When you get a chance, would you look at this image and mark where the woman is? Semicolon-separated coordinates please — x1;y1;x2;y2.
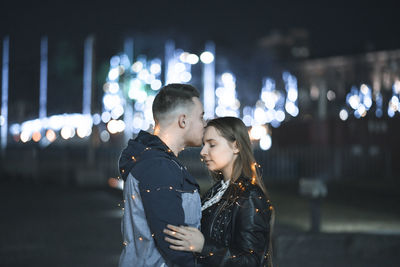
163;117;274;267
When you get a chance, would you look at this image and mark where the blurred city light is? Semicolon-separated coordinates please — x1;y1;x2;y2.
174;62;186;73
10;113;95;143
310;85;319;100
107;119;125;134
215;72;239;117
108;68;120;81
179;52;189;63
120;54;131;68
275;110;286;122
105;52;161;135
138;69;150;81
100;130;110;142
32;131;41;142
254;107;266;125
180;71;192;83
203;42;216;120
243;114;253;127
77;125;92;138
9;124;20;135
108;177;124;190
131;61;143;73
348;95;360;110
327;90;336;101
283;72;299;117
103;94;121;110
101;112;111;123
394;80;400;94
150;59;162;74
1;36;9;151
187;54;199;65
386;81;400;117
39;37;48;120
250;125;266;140
110;55;120;67
92;114;101;125
389;96;399;111
150;79;162;90
259;134;272;151
111;105;124;120
45;129;56;142
346;84;375;118
60;126;75;140
20;131;30;143
109;82;120;94
339;109;349;121
3;39;346;150
200;51;214;64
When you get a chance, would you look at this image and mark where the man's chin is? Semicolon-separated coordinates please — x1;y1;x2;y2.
186;140;203;147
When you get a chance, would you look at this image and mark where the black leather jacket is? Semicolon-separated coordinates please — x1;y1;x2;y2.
198;177;273;267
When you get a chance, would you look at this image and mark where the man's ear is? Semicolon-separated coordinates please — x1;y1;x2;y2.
233;141;240;154
178;114;186;129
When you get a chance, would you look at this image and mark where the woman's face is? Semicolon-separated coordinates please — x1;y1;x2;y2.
200;126;238;179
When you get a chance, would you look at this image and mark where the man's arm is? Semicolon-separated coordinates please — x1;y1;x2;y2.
135;158;196;267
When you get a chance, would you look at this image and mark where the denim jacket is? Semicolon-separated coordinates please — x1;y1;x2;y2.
118;131;201;267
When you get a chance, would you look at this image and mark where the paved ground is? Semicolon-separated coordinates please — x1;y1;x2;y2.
268;179;400;267
0;180;123;267
1;177;399;267
269;179;400;234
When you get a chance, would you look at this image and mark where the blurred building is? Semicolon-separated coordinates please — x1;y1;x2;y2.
265;48;400;180
257;28;310;61
2;33;400;184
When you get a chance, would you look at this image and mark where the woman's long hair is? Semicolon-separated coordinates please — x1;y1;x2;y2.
206;117;268;196
205;117;274;266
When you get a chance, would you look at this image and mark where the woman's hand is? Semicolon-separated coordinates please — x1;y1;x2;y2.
163;224;205;253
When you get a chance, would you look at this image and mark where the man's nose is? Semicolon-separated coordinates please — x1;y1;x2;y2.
200;147;206;157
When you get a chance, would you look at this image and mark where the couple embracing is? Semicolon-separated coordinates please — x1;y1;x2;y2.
118;83;274;267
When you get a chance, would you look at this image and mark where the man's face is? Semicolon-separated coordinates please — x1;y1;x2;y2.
184;97;206;147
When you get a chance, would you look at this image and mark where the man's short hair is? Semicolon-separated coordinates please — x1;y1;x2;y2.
152;83;200;124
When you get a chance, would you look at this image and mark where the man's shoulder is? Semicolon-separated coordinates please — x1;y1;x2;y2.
130;152;184;183
135;151;182;171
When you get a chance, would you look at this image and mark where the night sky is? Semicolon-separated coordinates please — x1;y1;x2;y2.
1;1;400;57
1;1;400;118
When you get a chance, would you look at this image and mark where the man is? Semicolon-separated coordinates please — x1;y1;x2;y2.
119;83;206;267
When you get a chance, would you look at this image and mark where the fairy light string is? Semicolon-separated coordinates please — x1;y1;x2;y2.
120;145;199;247
119;145;274;258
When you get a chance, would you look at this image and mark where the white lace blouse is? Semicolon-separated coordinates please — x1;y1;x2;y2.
201;179;230;211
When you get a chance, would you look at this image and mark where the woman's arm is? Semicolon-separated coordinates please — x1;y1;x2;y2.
164;189;273;266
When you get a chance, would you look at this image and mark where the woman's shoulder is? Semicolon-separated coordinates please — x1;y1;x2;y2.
232;176;263;191
228;177;273;218
231;177;269;200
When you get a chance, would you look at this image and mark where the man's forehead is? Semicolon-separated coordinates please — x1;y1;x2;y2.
192;97;204;111
192;96;202;105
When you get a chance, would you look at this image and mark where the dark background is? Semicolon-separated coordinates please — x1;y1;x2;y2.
2;1;400;56
1;1;400;266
